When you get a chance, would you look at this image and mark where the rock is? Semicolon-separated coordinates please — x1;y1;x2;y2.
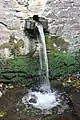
29;98;37;103
73;103;80;118
9;85;14;89
0;91;2;97
0;84;3;88
29;94;37;103
68;89;80;118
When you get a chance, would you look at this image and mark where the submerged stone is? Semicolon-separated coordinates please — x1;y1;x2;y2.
29;98;37;103
0;91;2;97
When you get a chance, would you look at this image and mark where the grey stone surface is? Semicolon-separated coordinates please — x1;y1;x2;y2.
0;0;80;57
0;0;47;58
43;0;80;52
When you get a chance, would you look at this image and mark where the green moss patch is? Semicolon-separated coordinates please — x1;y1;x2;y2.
0;52;79;83
48;53;80;77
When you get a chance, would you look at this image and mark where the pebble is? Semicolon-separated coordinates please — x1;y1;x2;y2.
0;91;2;97
0;84;3;88
9;86;14;89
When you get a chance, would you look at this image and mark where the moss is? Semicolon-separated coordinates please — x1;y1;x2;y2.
46;35;69;54
0;52;79;83
0;55;40;83
0;35;24;57
5;55;40;75
0;34;79;82
48;52;80;77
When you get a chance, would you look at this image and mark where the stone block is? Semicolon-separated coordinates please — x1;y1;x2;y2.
24;16;48;38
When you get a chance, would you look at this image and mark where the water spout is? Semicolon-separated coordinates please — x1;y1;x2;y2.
33;15;39;21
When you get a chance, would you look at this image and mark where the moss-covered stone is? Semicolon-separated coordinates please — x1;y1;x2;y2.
46;35;69;54
0;34;24;57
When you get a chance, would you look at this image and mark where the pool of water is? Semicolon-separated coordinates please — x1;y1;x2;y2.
0;83;78;120
22;89;69;112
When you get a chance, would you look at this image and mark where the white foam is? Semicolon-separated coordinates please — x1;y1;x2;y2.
22;91;59;110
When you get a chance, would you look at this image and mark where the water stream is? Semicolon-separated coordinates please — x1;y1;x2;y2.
22;22;60;110
36;23;51;92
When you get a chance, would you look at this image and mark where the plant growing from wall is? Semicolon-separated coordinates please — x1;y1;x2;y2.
0;34;24;57
46;35;69;54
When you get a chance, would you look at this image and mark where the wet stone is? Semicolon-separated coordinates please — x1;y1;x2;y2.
29;98;37;103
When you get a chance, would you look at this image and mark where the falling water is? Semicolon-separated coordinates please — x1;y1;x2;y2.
22;22;61;110
22;21;69;111
36;23;51;92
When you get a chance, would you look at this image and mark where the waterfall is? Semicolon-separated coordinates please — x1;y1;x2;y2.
22;19;68;111
22;22;61;111
36;23;51;92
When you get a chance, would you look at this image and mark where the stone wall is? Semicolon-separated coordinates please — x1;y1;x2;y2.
0;0;47;58
0;0;80;58
43;0;80;52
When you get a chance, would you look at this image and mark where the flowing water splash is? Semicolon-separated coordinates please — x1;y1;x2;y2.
22;90;59;110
